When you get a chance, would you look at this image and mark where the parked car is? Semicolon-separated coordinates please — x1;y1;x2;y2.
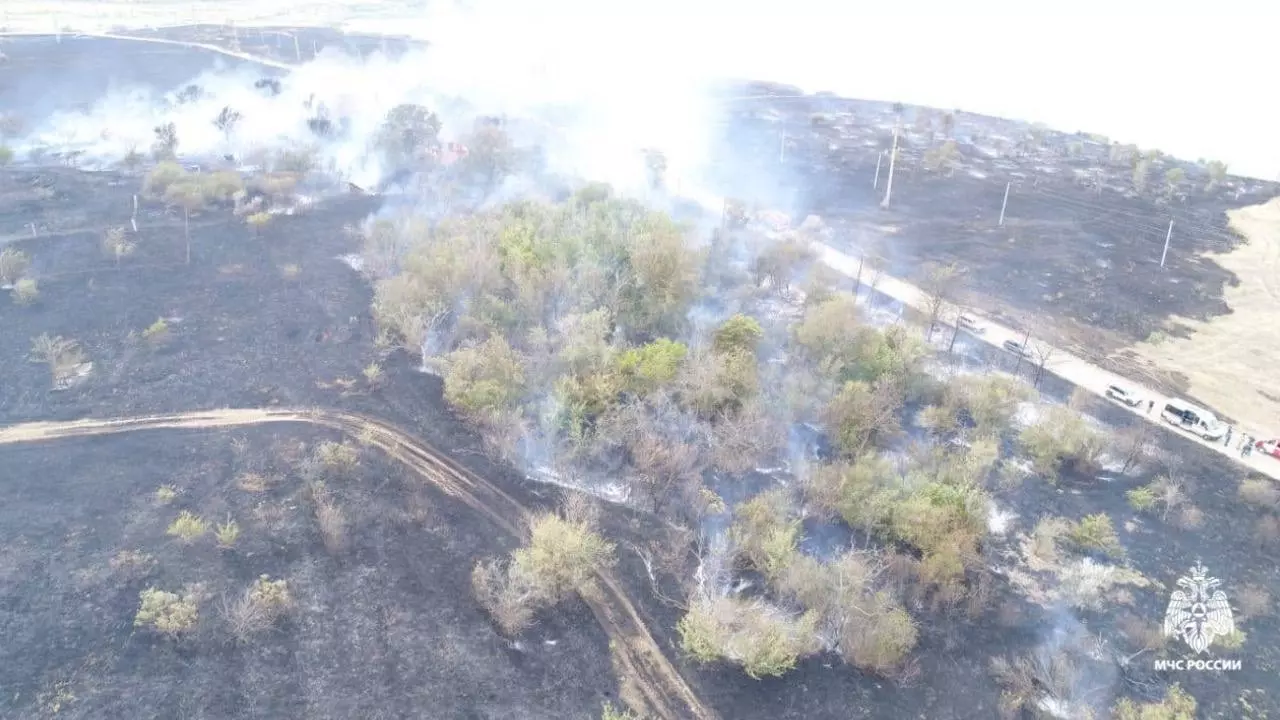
1255;439;1280;459
1105;384;1143;407
1002;339;1032;357
957;315;984;334
1160;399;1228;441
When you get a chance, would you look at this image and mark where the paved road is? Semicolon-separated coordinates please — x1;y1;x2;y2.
815;242;1280;482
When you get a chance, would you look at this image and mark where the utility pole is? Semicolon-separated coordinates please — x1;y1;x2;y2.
779;129;786;164
1160;220;1174;268
880;127;899;208
293;34;301;61
1013;327;1034;371
873;151;883;190
998;181;1010;226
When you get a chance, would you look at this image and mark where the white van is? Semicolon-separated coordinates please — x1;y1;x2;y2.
1160;399;1227;441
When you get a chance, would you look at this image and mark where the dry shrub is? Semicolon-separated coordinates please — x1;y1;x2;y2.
512;512;616;601
1173;504;1203;530
677;597;819;679
1030;516;1071;565
471;558;539;635
166;511;208;544
1237;584;1271;621
990;646;1095;720
314;498;349;555
708;399;782;475
1116;612;1166;651
1239;476;1280;510
1018;406;1104;478
1112;683;1196;720
1256;515;1280;548
1066;513;1123;557
312;441;359;478
0;247;30;284
222;575;295;642
109;550;156;581
730;489;800;581
236;472;275;493
472;506;616;635
839;598;918;676
135;588;199;636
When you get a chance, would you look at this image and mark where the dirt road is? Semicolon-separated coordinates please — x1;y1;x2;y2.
0;407;716;720
815;242;1280;481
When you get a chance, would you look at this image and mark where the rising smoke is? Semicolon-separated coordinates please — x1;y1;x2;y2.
12;1;741;206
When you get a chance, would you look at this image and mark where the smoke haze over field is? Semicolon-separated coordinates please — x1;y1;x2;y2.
8;0;1274;180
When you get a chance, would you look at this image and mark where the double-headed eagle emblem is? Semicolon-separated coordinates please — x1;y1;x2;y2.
1162;562;1234;654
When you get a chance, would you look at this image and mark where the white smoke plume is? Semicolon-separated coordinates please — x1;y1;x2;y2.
12;1;733;201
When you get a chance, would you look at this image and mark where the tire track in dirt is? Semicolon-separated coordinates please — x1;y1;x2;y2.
0;407;715;720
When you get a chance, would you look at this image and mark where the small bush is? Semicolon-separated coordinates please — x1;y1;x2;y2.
314;498;348;555
471;558;539;635
1018;406;1104;478
248;575;293;614
600;702;638;720
615;338;686;394
142;317;170;344
0;247;29;284
11;277;38;305
1112;683;1196;720
28;333;87;386
839;597;919;675
473;505;616;635
677;597;819;679
1239;477;1280;510
1067;514;1123;557
730;489;800;581
0;144;12;165
1237;584;1270;621
143;161;187;197
1215;628;1246;650
362;362;384;386
1126;485;1157;512
135;588;199;636
444;337;526;422
215;517;241;548
313;441;359;477
512;512;616;601
223;575;294;641
1029;516;1072;564
154;485;178;505
166;511;208;543
109;550;156;579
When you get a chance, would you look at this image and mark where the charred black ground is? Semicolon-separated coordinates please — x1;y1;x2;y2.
1;28;1278;720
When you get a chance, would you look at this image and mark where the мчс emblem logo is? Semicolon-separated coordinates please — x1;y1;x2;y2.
1162;562;1235;654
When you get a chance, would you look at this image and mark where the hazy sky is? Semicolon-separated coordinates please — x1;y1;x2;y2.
396;1;1275;179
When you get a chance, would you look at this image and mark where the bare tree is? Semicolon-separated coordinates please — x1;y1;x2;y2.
920;262;962;341
1112;423;1152;474
1029;342;1057;388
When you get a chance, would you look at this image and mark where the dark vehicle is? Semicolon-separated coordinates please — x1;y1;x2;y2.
1002;339;1032;357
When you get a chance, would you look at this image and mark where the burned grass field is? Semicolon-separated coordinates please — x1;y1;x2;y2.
3;28;1280;720
716;86;1280;398
0;426;619;719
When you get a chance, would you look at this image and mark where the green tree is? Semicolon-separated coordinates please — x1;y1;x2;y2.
713;314;764;355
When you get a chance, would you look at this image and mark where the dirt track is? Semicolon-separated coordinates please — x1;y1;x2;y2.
0;407;715;720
